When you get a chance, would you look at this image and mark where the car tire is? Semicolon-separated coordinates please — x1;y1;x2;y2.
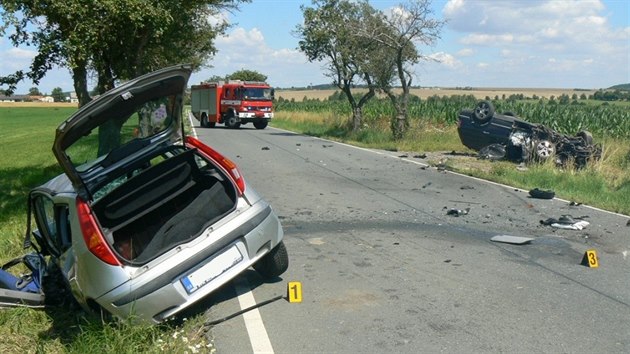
577;130;593;145
473;101;495;124
253;241;289;279
534;140;555;160
254;121;268;129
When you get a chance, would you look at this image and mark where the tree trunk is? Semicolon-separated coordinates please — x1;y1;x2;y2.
71;63;91;108
352;107;363;132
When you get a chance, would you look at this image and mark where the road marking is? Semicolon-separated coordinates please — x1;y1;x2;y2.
190;113;273;353
234;276;275;354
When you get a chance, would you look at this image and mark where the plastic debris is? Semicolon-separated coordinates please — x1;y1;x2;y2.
529;188;555;199
491;235;534;244
540;215;590;230
447;208;470;217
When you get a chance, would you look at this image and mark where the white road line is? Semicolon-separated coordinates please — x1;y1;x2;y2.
190;112;274;353
234;276;275;354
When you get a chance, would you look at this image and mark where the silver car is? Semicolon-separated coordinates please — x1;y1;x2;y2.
26;64;288;323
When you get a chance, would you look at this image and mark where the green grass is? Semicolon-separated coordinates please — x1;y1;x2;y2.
0;107;213;353
273;111;630;215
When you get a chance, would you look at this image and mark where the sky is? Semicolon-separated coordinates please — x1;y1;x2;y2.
1;0;629;94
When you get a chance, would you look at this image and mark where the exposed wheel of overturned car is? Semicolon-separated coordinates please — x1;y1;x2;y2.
534;139;556;160
473;100;495;124
253;241;289;279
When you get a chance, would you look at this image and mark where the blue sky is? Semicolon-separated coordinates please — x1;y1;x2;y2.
1;0;629;94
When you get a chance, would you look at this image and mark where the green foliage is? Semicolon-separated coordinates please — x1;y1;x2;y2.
276;94;630;139
227;69;267;82
28;87;41;96
51;87;65;102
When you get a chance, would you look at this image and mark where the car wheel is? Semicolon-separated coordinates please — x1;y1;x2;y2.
473;101;495;124
253;241;289;279
200;113;208;128
577;130;593;145
225;113;240;129
254;121;268;129
534;140;555;160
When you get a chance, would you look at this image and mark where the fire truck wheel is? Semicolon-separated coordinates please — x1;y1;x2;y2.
225;114;240;129
200;113;208;128
254;121;268;129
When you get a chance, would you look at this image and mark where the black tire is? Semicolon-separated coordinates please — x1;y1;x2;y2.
224;113;240;129
200;113;208;128
577;130;593;145
473;100;495;124
253;241;289;279
254;121;268;129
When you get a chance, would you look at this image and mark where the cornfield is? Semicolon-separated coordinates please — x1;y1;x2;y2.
275;94;630;139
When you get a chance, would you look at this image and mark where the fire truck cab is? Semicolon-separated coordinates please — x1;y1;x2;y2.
191;80;274;129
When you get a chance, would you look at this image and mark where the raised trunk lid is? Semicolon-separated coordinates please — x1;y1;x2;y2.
53;65;192;200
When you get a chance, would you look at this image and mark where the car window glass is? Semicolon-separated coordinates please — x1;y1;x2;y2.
57;206;72;252
33;196;60;255
64;94;178;173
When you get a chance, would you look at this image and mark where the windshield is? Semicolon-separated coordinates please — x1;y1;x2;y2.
241;87;273;101
65;94;179;173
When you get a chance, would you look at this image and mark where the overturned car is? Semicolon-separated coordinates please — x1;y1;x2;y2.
457;101;601;167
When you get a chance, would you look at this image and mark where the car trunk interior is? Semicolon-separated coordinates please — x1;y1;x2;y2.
91;147;237;264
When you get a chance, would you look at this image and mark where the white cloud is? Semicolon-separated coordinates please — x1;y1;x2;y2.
428;52;463;69
457;48;474;56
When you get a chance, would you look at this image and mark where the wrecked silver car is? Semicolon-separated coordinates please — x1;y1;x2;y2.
25;64;288;323
457;101;601;167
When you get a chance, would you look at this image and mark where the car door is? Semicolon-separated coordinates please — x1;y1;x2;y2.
30;191;72;258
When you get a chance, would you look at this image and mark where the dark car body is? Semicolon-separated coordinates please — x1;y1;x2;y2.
457;101;600;166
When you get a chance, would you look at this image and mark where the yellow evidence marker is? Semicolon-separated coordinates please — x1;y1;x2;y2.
581;249;599;268
287;281;302;303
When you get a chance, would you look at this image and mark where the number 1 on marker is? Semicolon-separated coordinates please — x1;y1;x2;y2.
288;281;302;303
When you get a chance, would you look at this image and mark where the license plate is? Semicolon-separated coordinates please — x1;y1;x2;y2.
181;245;243;294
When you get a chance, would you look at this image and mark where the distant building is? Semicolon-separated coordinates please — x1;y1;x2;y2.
0;95;29;102
41;96;54;103
67;92;79;103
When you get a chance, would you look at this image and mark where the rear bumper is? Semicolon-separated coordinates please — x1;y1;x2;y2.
96;202;283;323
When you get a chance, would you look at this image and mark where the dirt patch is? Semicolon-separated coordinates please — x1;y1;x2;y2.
400;150;495;174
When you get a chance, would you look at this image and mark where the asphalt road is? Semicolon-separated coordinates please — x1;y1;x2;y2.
192;123;630;353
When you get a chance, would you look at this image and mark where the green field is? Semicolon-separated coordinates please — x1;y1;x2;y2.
0;107;212;353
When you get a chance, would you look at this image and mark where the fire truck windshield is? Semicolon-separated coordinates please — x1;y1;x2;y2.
241;87;273;101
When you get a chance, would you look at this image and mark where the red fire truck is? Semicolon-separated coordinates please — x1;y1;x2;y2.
190;80;274;129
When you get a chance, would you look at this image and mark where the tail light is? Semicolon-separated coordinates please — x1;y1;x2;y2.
186;136;246;195
76;198;121;266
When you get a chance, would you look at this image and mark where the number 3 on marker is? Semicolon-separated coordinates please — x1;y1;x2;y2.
586;250;599;268
288;281;302;303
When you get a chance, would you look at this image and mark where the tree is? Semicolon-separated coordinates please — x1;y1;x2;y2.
1;0;246;156
227;69;267;82
297;0;382;132
28;87;41;96
51;87;65;102
1;0;244;104
357;0;445;139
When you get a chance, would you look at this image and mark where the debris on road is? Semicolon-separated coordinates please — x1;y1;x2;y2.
490;235;534;245
262;146;270;150
446;207;470;217
529;188;555;199
540;215;590;230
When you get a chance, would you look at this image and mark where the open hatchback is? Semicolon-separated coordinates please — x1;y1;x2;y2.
27;64;288;323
